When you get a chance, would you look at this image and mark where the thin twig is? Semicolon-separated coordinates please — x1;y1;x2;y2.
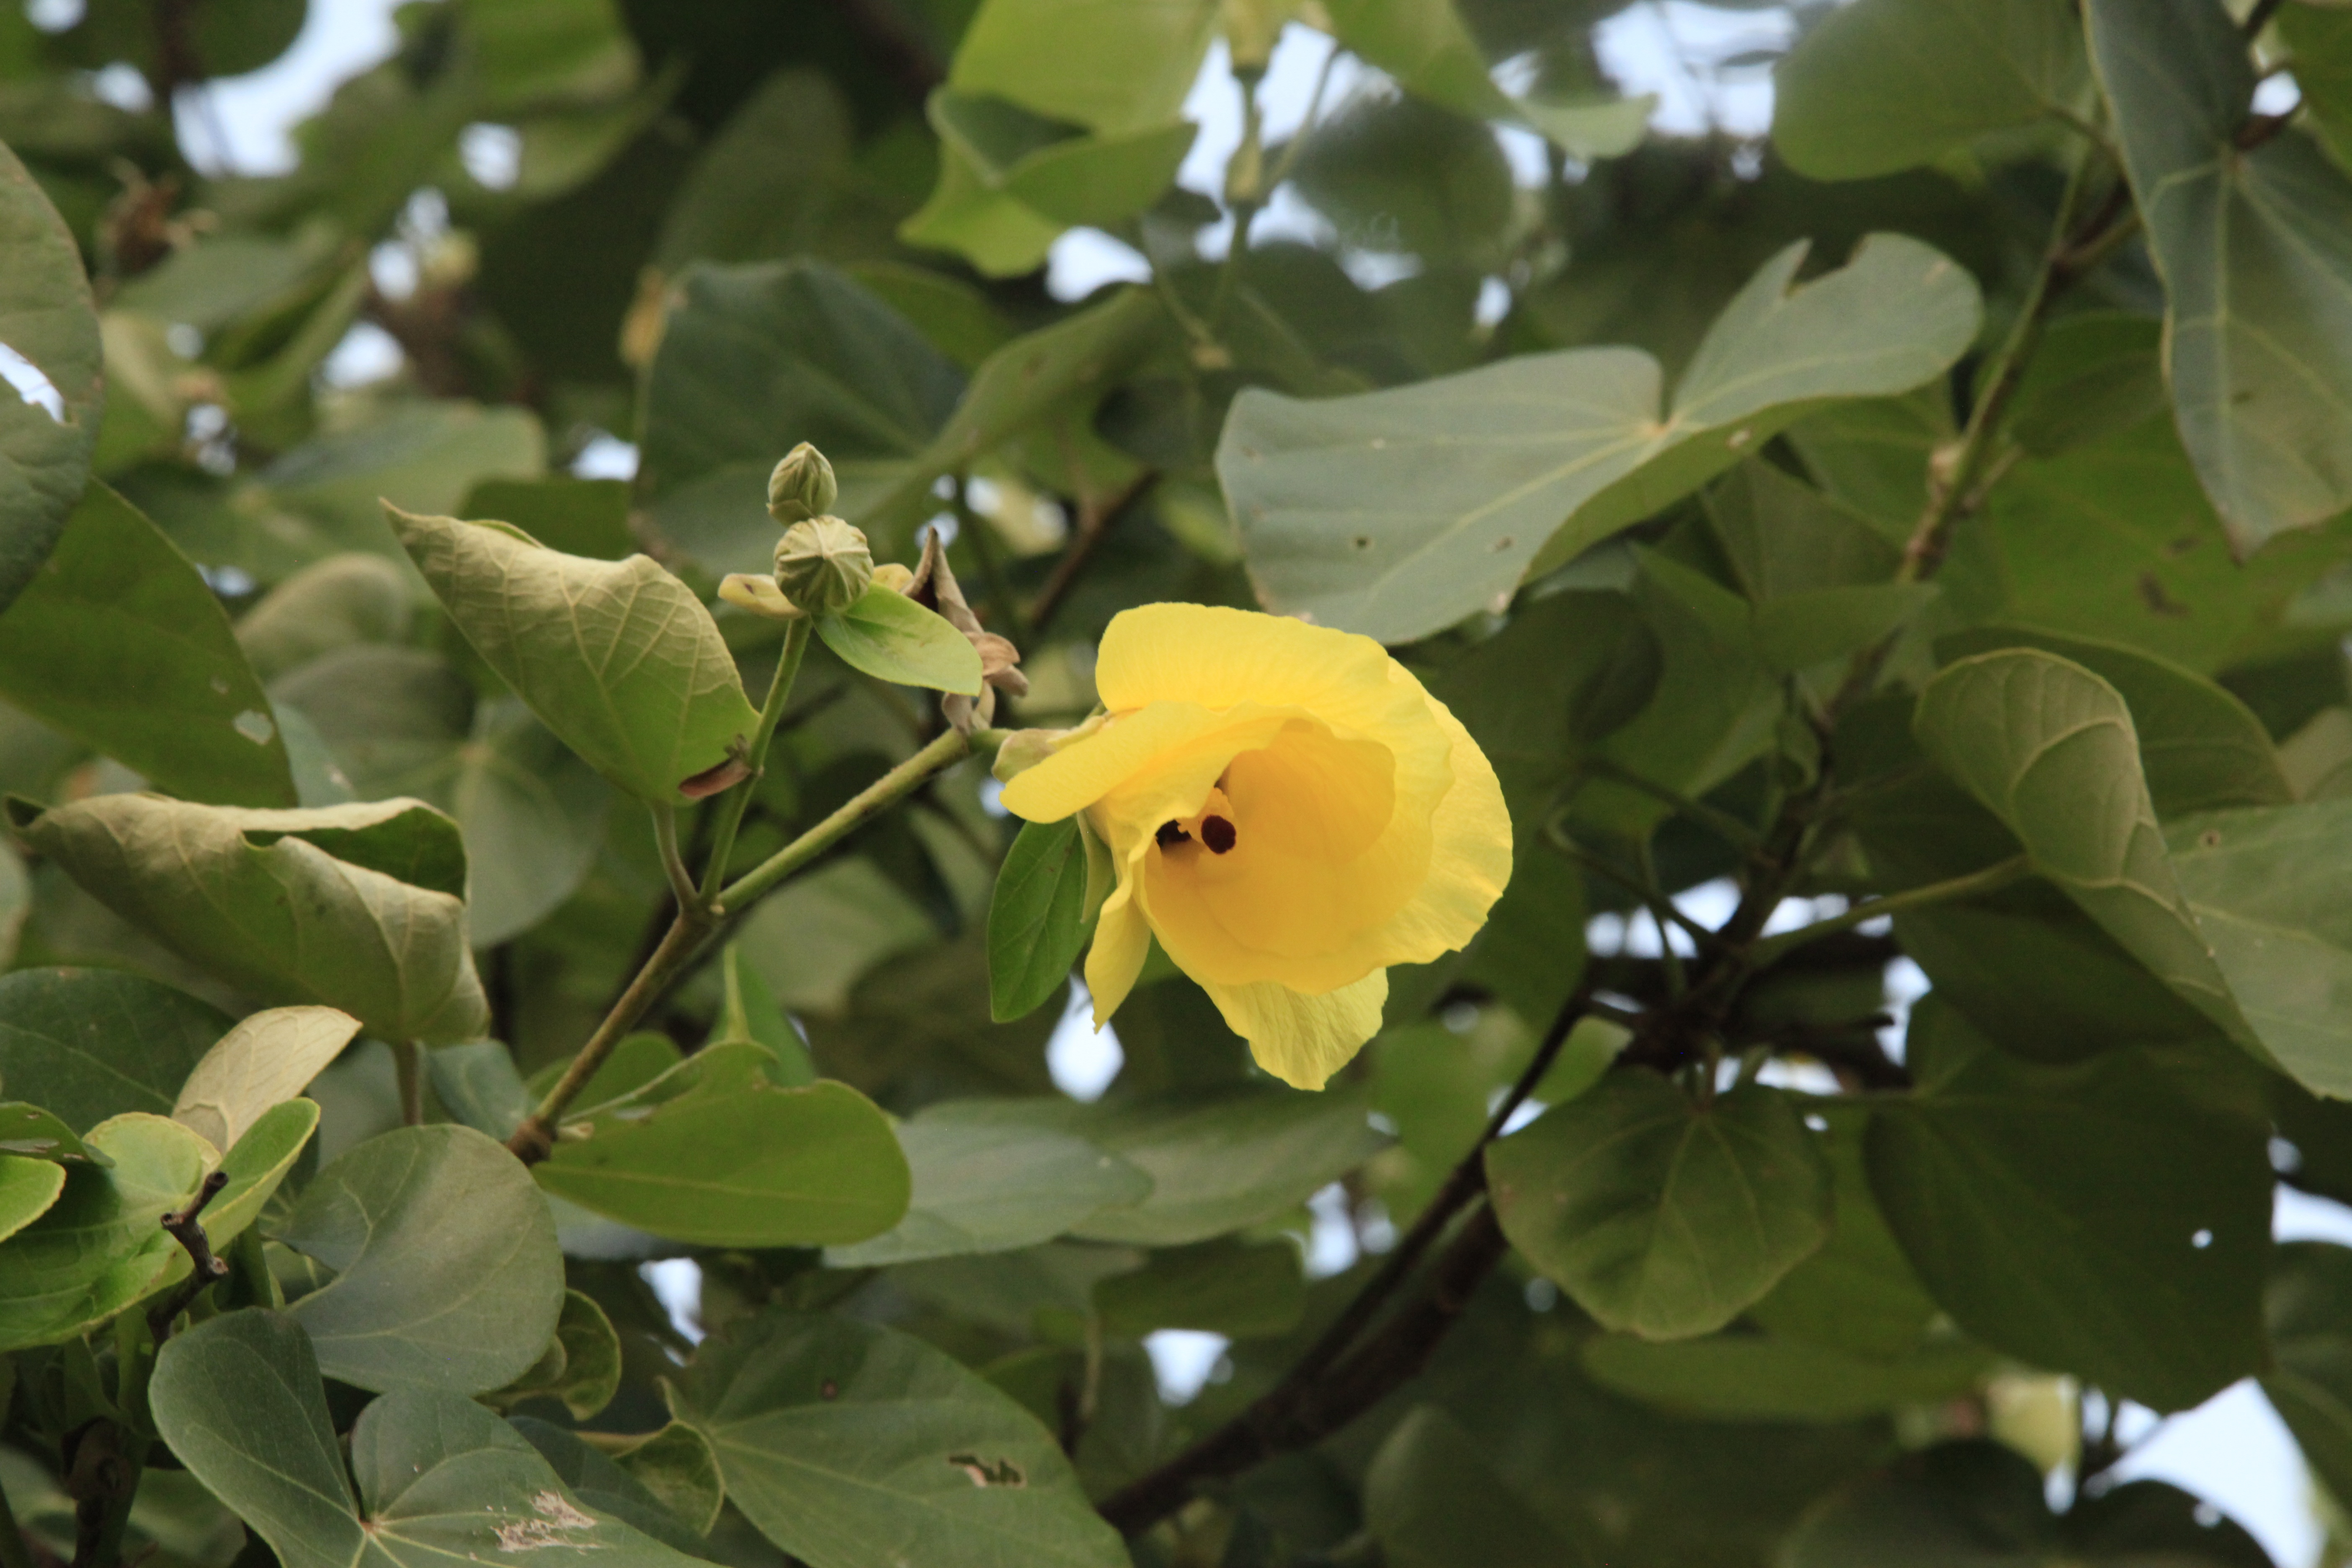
1747;854;2032;967
147;1171;230;1345
393;1041;423;1128
1027;473;1153;636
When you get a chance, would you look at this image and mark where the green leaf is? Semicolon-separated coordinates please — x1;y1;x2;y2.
203;1097;319;1242
2259;1241;2352;1508
1911;648;2261;1060
1221;235;1981;642
736;854;939;1017
823;1108;1151;1267
0;483;295;806
1865;998;2271;1413
2002;312;2170;458
387;506;760;805
639;261;963;573
609;1424;725;1539
1772;0;2085;180
671;1308;1129;1568
0;1112;219;1350
488;1289;623;1422
272;650;616;946
1580;1333;1991;1424
458;476;635;560
934;1083;1387;1246
0;136;102;616
534;1044;910;1247
1488;1075;1831;1340
0;1154;63;1245
1935;629;2293;817
816;581;984;695
1093;1238;1304;1338
150;1310;714;1568
508;1419;711;1553
2284;2;2352;171
14;793;490;1044
1747;1106;1945;1359
171;1006;359;1154
1363;1405;1585;1568
0;1104;95;1163
262;402;544;567
1289;93;1516;273
273;1122;566;1393
0;967;230;1132
2089;0;2352;548
1783;1439;2273;1567
945;0;1215;134
710;941;816;1084
234;552;414;682
986;816;1095;1022
2165;797;2352;1098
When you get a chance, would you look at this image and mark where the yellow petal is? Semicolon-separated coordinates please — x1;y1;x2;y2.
1097;603;1406;736
1001;701;1292;825
1083;841;1153;1026
1354;686;1513;964
1200;970;1390;1090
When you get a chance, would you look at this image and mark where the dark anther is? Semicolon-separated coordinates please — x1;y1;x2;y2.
1201;815;1237;854
1156;820;1190;848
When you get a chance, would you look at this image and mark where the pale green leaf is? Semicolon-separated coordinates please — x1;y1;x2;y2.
672;1308;1129;1568
0;483;295;806
1773;0;2085;180
274;1122;565;1393
816;581;983;694
0;1156;63;1246
1487;1075;1831;1340
1220;235;1980;642
823;1109;1151;1267
171;1006;357;1153
0;136;102;615
387;505;760;805
2089;0;2352;548
946;0;1216;134
14;793;490;1044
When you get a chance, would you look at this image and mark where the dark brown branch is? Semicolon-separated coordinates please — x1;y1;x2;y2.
1095;988;1592;1533
146;1171;230;1345
1026;474;1153;637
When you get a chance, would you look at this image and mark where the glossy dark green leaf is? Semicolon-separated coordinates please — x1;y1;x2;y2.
1220;235;1980;642
388;506;760;806
1773;0;2084;180
0;137;102;616
987;815;1094;1022
274;1122;565;1393
815;581;983;695
1488;1075;1832;1339
1866;998;2271;1413
0;967;230;1132
824;1107;1150;1267
0;481;296;807
672;1308;1128;1568
2090;0;2352;548
151;1310;713;1568
15;793;490;1044
535;1044;910;1247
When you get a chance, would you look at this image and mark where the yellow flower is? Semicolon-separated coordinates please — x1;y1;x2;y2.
1000;603;1511;1089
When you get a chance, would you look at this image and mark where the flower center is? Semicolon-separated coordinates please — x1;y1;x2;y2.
1156;813;1238;854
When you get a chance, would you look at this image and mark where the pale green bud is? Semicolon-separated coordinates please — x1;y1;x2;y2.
774;517;872;616
766;442;838;526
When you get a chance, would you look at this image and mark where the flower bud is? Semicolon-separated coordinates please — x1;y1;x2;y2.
773;516;872;616
766;442;838;526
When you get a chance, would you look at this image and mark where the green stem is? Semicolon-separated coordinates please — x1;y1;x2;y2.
698;616;812;903
652;804;699;916
393;1039;423;1127
506;726;973;1163
1748;854;2031;967
721;729;971;910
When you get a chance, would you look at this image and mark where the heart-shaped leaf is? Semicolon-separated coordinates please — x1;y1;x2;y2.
151;1310;713;1568
1487;1075;1832;1340
273;1123;565;1393
671;1308;1128;1568
1220;234;1980;642
13;794;488;1044
387;505;761;805
534;1044;910;1247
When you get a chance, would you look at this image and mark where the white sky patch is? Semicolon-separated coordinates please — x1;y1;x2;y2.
1145;1328;1230;1404
1047;980;1122;1101
0;344;65;422
572;433;640;480
640;1257;705;1344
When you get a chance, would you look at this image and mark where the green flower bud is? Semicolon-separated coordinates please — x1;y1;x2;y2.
774;517;872;616
766;442;838;526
